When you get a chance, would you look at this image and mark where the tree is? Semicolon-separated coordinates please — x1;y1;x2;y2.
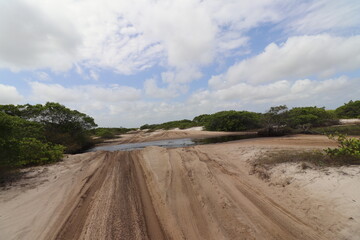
0;112;64;169
204;111;261;131
335;100;360;118
259;105;290;136
0;102;97;153
287;106;336;131
193;114;211;126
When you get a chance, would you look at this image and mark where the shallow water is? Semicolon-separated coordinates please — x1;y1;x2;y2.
88;134;258;152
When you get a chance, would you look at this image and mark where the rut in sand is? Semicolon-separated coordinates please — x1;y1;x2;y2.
43;148;330;240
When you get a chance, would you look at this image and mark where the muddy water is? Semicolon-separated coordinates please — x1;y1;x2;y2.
88;134;259;152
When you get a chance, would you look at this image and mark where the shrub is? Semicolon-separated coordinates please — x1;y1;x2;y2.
335;100;360;118
14;138;65;167
325;134;360;159
0;102;97;153
204;111;262;131
287;106;338;130
0;112;65;168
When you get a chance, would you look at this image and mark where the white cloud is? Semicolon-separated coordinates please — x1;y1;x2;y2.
0;1;80;72
286;0;360;34
144;79;178;99
187;76;360;115
212;76;351;103
210;34;360;88
0;84;24;104
118;0;217;68
29;82;141;103
0;0;290;78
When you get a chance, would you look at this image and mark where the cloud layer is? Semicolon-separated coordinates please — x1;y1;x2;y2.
209;34;360;88
1;0;360;127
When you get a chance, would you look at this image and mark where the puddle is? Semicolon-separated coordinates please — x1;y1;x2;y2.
87;134;258;152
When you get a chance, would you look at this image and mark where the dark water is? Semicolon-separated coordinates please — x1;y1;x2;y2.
88;134;258;152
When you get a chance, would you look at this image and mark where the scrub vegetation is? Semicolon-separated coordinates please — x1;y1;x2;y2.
141;101;360;135
0;102;97;173
91;127;136;139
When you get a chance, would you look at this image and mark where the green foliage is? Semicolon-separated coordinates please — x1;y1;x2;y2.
204;111;261;131
9;138;64;167
0;112;64;168
325;134;360;160
92;127;135;139
287;106;338;130
0;102;97;153
94;128;116;139
335;100;360;118
259;105;291;136
140;119;198;130
192;114;212;126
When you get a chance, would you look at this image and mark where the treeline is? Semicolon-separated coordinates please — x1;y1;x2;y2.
140;100;360;133
91;127;137;139
140;119;198;131
0;102;97;169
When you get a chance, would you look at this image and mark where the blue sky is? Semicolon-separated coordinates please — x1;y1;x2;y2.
0;0;360;127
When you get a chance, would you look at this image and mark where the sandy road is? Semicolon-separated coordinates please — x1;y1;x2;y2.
46;151;166;240
0;134;356;239
39;149;323;240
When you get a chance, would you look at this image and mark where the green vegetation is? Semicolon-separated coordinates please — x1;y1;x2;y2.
335;100;360;118
140;101;360;134
140;119;198;130
202;111;262;131
257;105;338;136
140;111;262;132
0;102;97;154
92;127;136;139
325;134;360;161
258;105;291;136
0;111;65;169
287;106;338;130
0;102;99;174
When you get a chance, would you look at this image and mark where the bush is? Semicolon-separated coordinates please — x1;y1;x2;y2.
259;105;290;136
0;102;97;153
335;100;360;118
287;106;338;131
204;111;261;131
0;112;65;168
140;120;198;131
94;128;116;139
12;138;64;167
325;134;360;160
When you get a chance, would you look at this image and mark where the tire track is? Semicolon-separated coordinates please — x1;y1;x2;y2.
47;151;166;240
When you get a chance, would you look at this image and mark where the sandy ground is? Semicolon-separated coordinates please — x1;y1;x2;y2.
0;131;359;240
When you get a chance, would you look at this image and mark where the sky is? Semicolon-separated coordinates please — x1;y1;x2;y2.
0;0;360;127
